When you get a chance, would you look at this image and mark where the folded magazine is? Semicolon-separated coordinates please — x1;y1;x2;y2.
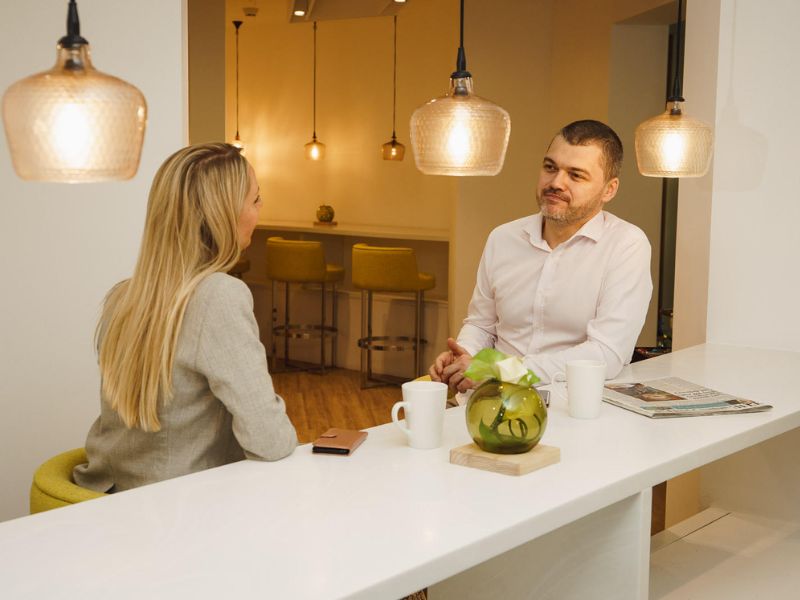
603;377;772;418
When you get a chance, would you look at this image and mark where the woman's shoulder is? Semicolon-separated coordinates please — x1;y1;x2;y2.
193;272;251;305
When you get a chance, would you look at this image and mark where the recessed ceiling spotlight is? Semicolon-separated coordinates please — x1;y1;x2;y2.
243;6;258;17
293;10;306;16
394;0;407;4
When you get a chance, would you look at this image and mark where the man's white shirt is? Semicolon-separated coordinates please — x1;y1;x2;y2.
457;211;653;384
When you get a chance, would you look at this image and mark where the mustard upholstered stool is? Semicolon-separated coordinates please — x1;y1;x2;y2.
30;448;107;514
267;237;345;372
352;243;435;388
228;256;251;279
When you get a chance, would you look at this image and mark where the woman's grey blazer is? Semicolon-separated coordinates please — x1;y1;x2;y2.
74;273;298;492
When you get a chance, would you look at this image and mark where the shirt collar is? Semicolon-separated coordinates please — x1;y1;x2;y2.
524;211;606;250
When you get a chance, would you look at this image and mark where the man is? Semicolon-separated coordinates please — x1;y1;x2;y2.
431;120;652;392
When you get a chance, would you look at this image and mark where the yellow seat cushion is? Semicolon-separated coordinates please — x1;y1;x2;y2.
30;448;107;514
267;237;343;283
352;243;435;292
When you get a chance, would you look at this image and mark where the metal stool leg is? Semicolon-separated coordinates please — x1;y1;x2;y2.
331;284;338;368
367;290;374;382
284;281;290;368
415;290;423;377
319;282;326;373
271;280;277;371
360;290;368;388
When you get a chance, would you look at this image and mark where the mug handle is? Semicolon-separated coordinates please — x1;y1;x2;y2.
551;371;568;404
391;402;411;436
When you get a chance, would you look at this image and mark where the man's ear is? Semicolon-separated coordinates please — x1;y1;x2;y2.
602;177;620;204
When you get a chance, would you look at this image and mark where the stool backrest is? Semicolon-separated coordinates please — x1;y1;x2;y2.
352;243;421;292
266;237;327;282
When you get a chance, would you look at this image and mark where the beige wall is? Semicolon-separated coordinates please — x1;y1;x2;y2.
224;0;457;237
0;0;187;522
189;0;226;143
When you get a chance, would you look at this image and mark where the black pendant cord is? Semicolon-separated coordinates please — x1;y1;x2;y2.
391;16;398;140
233;20;242;139
668;0;685;104
312;21;318;140
59;0;88;47
451;0;471;78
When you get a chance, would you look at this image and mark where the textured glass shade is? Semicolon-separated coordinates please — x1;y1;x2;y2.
410;77;510;176
304;136;325;160
2;45;147;183
381;137;405;161
635;102;713;178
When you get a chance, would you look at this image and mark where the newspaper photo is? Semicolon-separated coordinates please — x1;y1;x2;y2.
603;377;772;418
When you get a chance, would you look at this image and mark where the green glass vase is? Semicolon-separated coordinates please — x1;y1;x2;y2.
466;380;547;454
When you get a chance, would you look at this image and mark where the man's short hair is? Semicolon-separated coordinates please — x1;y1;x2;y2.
558;120;623;181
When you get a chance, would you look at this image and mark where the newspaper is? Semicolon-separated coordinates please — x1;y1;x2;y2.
603;377;772;418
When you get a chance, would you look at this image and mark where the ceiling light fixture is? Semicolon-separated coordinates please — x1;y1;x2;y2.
292;1;308;19
635;0;713;178
231;20;244;151
381;16;405;161
304;21;325;160
2;0;147;183
409;0;510;176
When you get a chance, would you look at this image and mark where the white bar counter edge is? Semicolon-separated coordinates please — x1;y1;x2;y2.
0;343;798;599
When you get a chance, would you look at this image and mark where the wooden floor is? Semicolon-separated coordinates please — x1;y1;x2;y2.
272;367;402;444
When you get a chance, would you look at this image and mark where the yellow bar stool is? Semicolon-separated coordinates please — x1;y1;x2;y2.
267;237;344;373
352;243;436;388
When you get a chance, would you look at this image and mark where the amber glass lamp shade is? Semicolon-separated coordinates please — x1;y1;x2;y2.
304;136;326;161
635;105;713;178
381;137;405;161
410;77;510;176
2;44;147;183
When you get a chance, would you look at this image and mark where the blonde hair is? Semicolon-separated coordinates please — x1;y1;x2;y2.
98;143;250;431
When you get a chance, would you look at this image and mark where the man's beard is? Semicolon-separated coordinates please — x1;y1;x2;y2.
537;188;603;225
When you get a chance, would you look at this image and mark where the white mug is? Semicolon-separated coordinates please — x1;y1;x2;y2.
553;359;607;419
391;381;447;449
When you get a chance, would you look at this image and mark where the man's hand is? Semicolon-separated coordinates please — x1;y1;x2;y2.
429;338;475;392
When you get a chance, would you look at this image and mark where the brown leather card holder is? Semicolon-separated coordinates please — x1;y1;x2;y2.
312;428;368;455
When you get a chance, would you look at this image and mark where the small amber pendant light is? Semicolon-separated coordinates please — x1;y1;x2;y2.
304;21;326;160
381;16;405;161
231;20;245;151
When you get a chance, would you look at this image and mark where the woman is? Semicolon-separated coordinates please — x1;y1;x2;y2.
74;143;297;492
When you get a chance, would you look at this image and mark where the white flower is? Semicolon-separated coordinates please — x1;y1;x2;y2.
496;356;528;384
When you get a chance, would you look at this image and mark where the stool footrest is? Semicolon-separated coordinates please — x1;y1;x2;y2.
273;324;338;341
357;335;427;352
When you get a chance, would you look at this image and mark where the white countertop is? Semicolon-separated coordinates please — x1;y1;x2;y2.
1;343;798;599
257;219;450;242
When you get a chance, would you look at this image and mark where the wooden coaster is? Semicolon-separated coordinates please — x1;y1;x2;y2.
450;443;560;476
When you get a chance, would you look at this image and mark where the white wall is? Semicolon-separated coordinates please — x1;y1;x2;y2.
0;0;187;522
675;0;800;352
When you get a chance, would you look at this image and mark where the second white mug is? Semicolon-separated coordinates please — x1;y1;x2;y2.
391;381;447;449
553;359;607;419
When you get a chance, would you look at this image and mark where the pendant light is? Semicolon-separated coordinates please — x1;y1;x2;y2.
231;20;244;151
2;0;147;183
304;21;325;160
409;0;510;176
381;16;405;161
635;0;713;178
